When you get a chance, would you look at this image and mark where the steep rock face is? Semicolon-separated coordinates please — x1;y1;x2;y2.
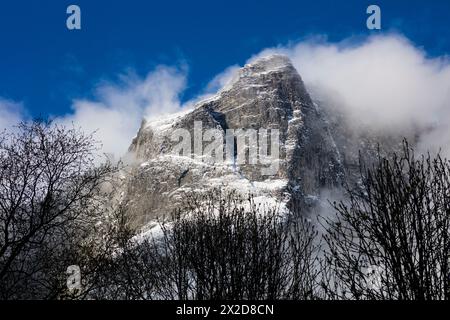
125;55;344;227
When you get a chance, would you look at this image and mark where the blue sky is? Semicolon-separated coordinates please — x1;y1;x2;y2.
0;0;449;118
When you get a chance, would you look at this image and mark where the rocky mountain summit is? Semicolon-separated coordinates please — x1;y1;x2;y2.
122;54;401;228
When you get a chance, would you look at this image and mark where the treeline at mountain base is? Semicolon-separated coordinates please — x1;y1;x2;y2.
0;121;448;300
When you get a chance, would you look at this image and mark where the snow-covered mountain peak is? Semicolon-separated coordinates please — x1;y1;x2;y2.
124;54;344;227
242;54;294;76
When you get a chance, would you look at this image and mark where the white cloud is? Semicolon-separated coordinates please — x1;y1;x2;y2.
0;99;28;133
250;34;450;156
205;64;240;93
55;65;188;161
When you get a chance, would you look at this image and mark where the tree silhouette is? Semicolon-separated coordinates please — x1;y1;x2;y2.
0;121;115;299
322;141;450;300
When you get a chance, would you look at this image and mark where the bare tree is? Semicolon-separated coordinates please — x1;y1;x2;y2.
98;191;321;300
322;141;450;300
0;121;115;299
78;201;161;300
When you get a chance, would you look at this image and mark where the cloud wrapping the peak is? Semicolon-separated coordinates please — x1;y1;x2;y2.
252;34;450;155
